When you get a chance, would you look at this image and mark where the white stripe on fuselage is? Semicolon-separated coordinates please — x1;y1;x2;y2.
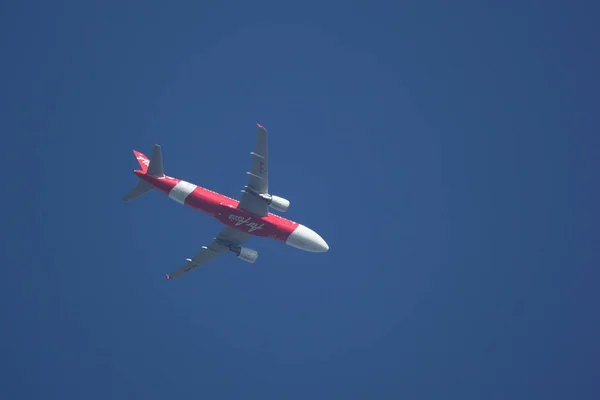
168;180;197;204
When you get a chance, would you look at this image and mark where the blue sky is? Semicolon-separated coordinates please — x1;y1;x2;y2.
1;1;599;399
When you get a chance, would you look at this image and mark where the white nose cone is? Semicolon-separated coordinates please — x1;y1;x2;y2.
286;224;329;252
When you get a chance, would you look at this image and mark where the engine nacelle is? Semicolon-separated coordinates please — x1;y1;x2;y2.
262;194;290;212
234;246;259;263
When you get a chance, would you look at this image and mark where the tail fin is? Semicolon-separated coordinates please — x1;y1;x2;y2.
123;144;165;201
133;150;150;173
131;145;164;177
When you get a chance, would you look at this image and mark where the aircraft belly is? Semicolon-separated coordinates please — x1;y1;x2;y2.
216;211;272;237
184;187;221;214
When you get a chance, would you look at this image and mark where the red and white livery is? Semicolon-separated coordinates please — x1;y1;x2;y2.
123;123;329;279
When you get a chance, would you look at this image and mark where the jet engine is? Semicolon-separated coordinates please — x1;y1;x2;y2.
233;246;259;263
259;194;290;212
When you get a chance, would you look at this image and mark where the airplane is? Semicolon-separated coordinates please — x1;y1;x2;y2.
123;123;329;279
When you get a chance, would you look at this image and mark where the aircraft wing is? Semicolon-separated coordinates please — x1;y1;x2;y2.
166;226;252;279
237;123;269;217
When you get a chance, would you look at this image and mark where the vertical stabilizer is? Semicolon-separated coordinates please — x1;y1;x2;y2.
133;150;150;173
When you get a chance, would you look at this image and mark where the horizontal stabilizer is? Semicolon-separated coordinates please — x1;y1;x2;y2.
147;145;164;177
122;180;154;201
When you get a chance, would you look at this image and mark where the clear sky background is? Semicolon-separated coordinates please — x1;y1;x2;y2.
1;1;599;399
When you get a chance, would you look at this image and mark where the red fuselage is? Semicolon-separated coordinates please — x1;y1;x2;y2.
137;171;299;242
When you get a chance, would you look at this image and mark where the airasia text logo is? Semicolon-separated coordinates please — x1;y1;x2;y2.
228;214;264;233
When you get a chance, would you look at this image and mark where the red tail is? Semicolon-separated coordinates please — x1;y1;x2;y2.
133;150;150;173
